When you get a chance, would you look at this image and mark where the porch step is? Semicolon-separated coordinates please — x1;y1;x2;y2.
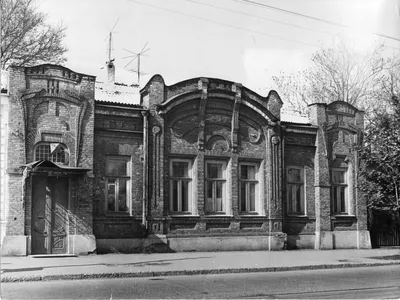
30;254;77;258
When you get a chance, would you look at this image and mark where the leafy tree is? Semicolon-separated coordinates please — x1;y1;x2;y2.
273;37;387;115
0;0;67;69
359;95;400;228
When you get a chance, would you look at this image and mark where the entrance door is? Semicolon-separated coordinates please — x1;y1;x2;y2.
32;176;69;254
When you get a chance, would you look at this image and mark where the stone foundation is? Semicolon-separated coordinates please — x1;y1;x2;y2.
1;235;28;256
314;230;372;249
287;234;315;249
96;238;142;253
167;235;286;252
95;234;286;253
333;230;371;249
68;234;97;255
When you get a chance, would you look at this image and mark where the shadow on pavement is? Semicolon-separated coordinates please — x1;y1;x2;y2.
1;256;212;273
368;255;400;260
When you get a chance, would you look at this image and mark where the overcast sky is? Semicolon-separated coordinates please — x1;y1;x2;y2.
37;0;400;95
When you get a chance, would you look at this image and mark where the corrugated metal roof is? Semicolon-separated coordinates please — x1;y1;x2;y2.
280;111;309;124
95;81;140;105
95;99;143;108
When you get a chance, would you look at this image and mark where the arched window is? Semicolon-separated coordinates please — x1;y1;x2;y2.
34;143;69;164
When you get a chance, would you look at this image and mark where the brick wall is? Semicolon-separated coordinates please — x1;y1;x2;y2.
93;103;146;239
5;64;96;241
282;126;317;236
141;75;285;238
309;102;366;234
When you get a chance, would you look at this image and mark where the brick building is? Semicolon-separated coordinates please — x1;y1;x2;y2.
1;70;10;244
1;64;371;255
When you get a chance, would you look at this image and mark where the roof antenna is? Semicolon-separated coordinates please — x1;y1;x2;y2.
122;42;150;87
104;17;119;83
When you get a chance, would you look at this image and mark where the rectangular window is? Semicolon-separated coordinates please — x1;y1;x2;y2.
170;159;192;213
106;156;130;214
205;161;226;214
287;167;305;215
332;169;348;214
239;163;259;213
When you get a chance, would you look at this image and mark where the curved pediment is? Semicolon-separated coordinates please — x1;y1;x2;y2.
160;77;273;154
149;76;281;122
327;101;360;116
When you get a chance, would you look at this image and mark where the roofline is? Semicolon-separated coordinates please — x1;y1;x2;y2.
19;64;96;79
95;100;145;110
140;74;281;103
281;121;317;128
308;101;364;113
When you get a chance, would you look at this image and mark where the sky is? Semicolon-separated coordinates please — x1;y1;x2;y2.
36;0;400;96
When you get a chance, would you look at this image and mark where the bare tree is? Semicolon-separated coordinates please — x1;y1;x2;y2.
1;0;67;69
377;55;400;100
273;37;387;115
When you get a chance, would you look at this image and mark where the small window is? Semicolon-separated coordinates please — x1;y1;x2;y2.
332;169;348;214
205;161;226;214
105;156;131;214
239;163;259;213
170;159;192;213
34;143;68;164
47;79;59;94
287;167;305;215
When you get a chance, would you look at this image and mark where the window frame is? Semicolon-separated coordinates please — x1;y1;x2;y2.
205;160;227;215
169;158;193;214
239;162;260;215
105;156;131;215
286;166;306;216
34;142;69;165
332;168;348;215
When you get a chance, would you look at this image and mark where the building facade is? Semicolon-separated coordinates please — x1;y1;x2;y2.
1;70;10;244
1;64;371;255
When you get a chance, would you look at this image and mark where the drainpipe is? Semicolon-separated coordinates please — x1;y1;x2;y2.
355;152;360;249
141;111;149;229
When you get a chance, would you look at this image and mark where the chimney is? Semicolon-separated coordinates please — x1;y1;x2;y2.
107;60;115;84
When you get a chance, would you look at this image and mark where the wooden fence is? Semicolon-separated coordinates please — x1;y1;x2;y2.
371;228;400;247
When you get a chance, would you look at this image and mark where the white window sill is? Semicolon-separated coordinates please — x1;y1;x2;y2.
105;213;133;217
287;214;308;218
331;214;356;218
204;214;233;218
239;214;265;217
169;214;200;217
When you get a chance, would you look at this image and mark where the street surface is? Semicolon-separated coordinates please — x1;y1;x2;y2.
1;265;399;299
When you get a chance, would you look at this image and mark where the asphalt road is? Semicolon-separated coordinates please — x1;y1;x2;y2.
1;265;399;299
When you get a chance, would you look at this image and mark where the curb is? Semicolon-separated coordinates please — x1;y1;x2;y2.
2;261;400;283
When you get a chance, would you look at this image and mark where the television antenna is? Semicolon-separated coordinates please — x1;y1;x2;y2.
122;42;150;86
105;17;120;65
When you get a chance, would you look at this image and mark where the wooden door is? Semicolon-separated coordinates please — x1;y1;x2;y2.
49;177;69;254
31;176;69;254
32;176;51;254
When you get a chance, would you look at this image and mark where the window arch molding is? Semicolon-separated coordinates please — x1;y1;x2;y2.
33;142;69;165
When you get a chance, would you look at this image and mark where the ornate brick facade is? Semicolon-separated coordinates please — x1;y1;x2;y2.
1;65;371;255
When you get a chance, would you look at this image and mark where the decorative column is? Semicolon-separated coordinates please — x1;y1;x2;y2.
197;78;208;151
141;110;149;228
151;126;161;210
267;124;285;250
2;67;28;256
309;103;333;249
231;83;241;153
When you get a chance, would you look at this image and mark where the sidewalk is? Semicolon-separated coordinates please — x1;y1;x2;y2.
1;248;399;282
